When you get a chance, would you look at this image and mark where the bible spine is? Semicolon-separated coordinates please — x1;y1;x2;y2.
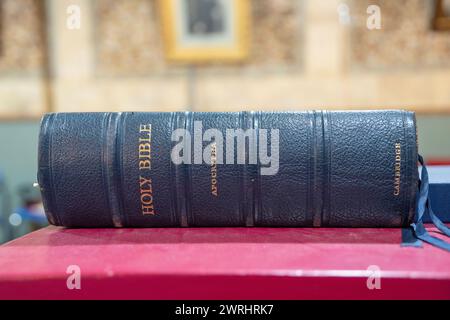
38;110;418;228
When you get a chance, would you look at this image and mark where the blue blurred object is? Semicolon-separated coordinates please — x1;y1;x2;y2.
427;165;450;223
0;179;47;242
429;184;450;222
0;169;14;241
13;183;47;228
13;206;47;225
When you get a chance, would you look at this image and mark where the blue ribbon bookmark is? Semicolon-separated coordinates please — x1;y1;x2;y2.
407;155;450;252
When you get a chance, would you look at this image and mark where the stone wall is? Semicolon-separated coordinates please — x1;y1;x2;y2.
94;0;303;75
349;0;450;70
0;0;44;74
1;0;450;116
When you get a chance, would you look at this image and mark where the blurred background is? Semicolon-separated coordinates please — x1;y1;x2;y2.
1;0;450;243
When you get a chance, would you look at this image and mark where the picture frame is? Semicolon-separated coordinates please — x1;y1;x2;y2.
433;0;450;31
159;0;250;63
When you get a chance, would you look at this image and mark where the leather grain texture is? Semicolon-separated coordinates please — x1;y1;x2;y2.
38;110;418;228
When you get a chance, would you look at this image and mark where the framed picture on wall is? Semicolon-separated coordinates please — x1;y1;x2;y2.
159;0;250;63
433;0;450;30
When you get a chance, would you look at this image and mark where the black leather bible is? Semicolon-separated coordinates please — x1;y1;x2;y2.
38;110;420;228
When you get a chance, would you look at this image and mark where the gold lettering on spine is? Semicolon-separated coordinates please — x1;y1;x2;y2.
139;124;155;215
394;142;401;196
211;143;218;196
